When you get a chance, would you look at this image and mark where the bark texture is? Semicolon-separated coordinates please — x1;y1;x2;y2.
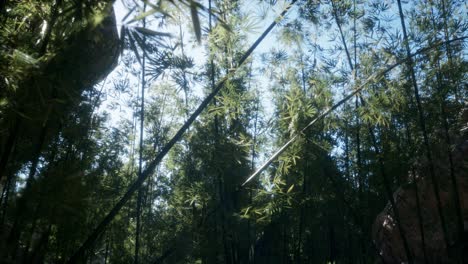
373;107;468;263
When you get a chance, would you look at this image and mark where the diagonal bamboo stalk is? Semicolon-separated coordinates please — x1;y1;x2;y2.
241;36;467;187
67;1;298;262
153;31;465;257
330;1;413;261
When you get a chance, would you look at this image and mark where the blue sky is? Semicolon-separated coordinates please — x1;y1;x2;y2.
91;0;313;188
94;0;467;185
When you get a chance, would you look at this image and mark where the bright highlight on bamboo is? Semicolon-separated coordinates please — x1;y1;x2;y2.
241;36;467;187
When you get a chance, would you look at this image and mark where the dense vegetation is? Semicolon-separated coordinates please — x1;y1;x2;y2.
0;0;466;263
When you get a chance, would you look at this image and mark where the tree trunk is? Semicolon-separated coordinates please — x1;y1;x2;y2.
367;124;413;263
396;0;450;255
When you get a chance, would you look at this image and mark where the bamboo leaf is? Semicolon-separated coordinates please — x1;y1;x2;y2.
121;6;136;23
134;27;172;38
190;0;202;43
287;184;294;193
14;110;33;120
128;32;142;65
128;8;158;23
132;30;148;53
243;206;251;217
12;50;38;67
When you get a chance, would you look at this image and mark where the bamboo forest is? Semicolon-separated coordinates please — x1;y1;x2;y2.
0;0;467;263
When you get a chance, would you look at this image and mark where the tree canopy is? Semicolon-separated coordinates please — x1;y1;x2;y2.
0;0;467;263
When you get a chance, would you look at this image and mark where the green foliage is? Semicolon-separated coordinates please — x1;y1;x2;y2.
0;0;466;263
